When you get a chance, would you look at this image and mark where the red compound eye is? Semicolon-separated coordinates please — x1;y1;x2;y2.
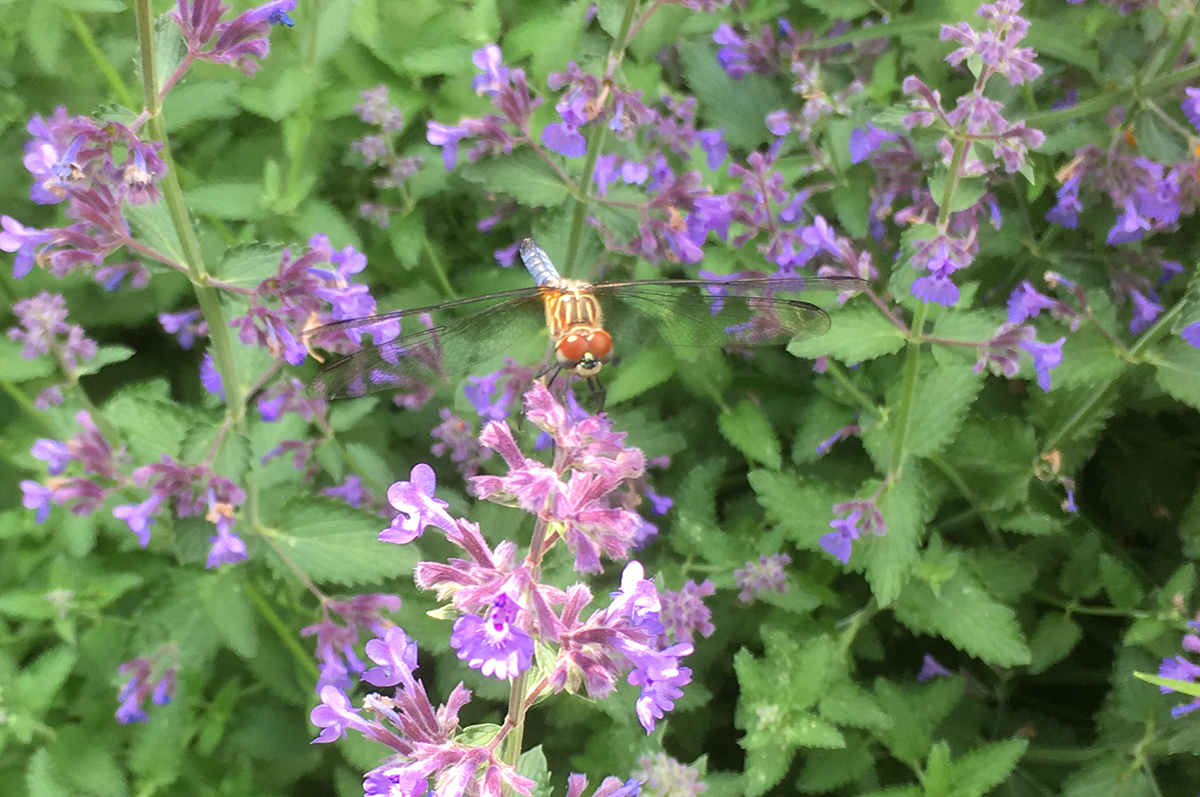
587;330;613;360
557;334;589;364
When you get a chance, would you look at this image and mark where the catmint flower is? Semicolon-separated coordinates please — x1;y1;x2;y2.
1182;87;1200;131
199;353;225;400
974;323;1036;379
634;753;707;797
823;499;888;563
158;309;207;348
115;656;177;724
113;495;163;547
321;475;369;509
381;463;459;544
206;491;247;567
1020;337;1065;392
309;685;382;742
0;216;54;278
450;593;535;679
362;626;419;688
431;408;489;479
734;553;792;600
657;580;715;646
302;594;402;692
8;291;97;370
1158;620;1200;717
917;654;954;681
1182;322;1200;349
174;0;298;76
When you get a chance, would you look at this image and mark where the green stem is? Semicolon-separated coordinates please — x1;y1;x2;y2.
132;0;258;526
889;303;927;474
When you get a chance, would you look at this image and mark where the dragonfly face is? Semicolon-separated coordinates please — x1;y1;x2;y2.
305;238;866;401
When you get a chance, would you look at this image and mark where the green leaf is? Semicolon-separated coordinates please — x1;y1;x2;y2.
125;200;186;266
152;9;186;95
604;346;676;406
198;570;258;657
872;677;964;763
748;469;838;554
26;3;66;73
678;40;784;150
788;303;906;363
77;345;135;377
718;400;781;469
17;646;77;715
939;418;1035;510
905;363;982;458
1155;338;1200;411
269;499;417;585
0;337;55;382
104;382;192;463
817;682;893;731
187;182;266;221
796;741;875;792
862;470;925;606
459;149;573;208
1028;612;1081;674
927;173;986;214
516;745;552;797
214;245;283;288
894;568;1031;667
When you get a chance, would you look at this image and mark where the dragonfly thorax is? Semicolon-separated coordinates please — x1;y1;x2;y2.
555;327;614;376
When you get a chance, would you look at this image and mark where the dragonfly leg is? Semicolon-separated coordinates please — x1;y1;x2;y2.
586;376;606;413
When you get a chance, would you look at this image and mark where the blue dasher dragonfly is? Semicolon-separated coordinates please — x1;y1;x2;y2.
306;238;866;400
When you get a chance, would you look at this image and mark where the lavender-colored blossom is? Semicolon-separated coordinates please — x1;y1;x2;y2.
113;495;163;547
302;594;402;693
431;408;488;479
0;216;54;278
634;753;707;797
1182;87;1200;132
382;463;458;544
309;685;381;742
1127;289;1162;334
629;646;692;734
322;475;368;509
32;439;71;476
917;654;954;681
158;309;207;349
199;353;225;400
8;292;97;369
21;480;54;524
1020;337;1065;392
206;492;248;567
1182;322;1200;349
658;580;715;645
450;594;534;680
174;0;298;75
541;122;587;157
974;323;1036;379
1007;281;1059;324
734;553;792;600
116;657;176;724
362;626;419;688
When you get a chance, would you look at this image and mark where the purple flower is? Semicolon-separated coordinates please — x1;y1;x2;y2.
734;553;792;600
158;309;207;349
822;500;887;563
1128;289;1162;334
472;44;510;96
113;495;163;547
115;657;154;724
1020;337;1065;392
426;121;470;170
450;594;534;680
1007;281;1058;324
917;654;954;681
633;754;704;797
21;480;54;524
200;353;225;400
658;580;715;645
31;439;71;476
0;216;54;279
1182;322;1200;349
382;463;458;544
321;475;367;508
696;129;727;169
362;626;419;688
205;493;248;567
309;685;379;743
541;122;587;158
849;124;899;163
1183;87;1200;132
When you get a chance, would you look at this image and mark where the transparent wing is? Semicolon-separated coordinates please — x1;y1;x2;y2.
594;276;866;351
309;294;548;400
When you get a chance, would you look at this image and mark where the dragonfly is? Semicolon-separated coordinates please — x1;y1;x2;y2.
306;238;866;401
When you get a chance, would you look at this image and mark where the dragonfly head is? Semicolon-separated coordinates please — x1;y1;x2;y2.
556;328;613;377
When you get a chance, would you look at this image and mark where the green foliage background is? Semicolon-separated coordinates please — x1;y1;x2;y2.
2;1;1200;796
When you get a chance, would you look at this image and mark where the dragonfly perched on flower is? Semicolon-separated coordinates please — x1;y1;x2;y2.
306;238;865;401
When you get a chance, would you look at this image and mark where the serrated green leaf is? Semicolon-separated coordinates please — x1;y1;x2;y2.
199;571;258;657
905;363;982;458
1028;612;1081;674
748;469;837;553
894;569;1031;667
269;499;416;585
817;682;893;731
678;40;784;150
25;748;66;797
17;646;77;715
0;337;55;382
1098;553;1144;608
104;383;192;462
153;10;186;94
328;397;381;432
459;149;572;207
939;418;1035;510
77;344;135;377
604;346;676;406
126;200;186;266
872;678;964;763
718;400;780;469
863;470;925;606
797;742;875;792
788;303;906;363
517;745;552;797
1155;339;1200;410
786;710;845;748
214;245;283;288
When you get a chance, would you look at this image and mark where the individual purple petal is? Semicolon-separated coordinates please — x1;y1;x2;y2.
541;122;586;158
309;684;376;743
21;480;54;524
113;495;163;547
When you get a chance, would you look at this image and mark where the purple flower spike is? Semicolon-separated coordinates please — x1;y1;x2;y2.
382;463;458;544
450;594;534;680
734;552;792;599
